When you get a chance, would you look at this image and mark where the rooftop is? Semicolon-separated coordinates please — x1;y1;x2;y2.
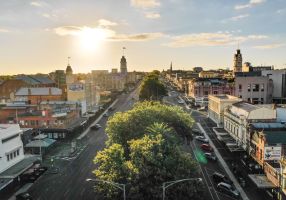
263;131;286;144
252;123;285;129
209;95;241;100
16;75;54;85
232;101;259;112
15;87;62;96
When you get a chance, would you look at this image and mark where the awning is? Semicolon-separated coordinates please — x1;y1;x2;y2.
25;138;56;148
0;178;13;190
248;174;277;189
0;155;39;179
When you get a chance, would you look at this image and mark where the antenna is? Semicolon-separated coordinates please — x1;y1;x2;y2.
68;57;71;65
237;41;240;50
122;47;126;56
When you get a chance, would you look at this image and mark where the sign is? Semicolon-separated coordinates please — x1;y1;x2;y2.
264;146;282;161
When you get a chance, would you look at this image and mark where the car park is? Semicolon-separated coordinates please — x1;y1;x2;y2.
204;153;217;161
200;144;213;152
212;172;233;185
217;182;240;199
195;136;209;143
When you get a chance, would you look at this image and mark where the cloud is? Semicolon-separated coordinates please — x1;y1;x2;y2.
145;12;161;19
277;8;286;14
166;32;268;48
131;0;160;8
30;1;45;7
110;32;163;41
54;20;163;42
98;19;118;27
235;0;266;10
230;14;249;21
0;28;9;33
253;43;285;49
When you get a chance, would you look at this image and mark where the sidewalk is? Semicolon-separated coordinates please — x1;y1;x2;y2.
197;122;249;200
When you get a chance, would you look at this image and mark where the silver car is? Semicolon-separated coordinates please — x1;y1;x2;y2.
195;136;209;143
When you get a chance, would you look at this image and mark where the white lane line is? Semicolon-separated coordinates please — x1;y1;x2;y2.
189;141;216;200
202;166;221;200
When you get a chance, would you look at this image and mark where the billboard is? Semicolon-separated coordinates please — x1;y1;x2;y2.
264;146;282;161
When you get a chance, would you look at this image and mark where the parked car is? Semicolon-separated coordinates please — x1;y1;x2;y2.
217;182;240;199
103;113;109;117
212;172;233;185
16;192;33;200
204;153;217;161
90;124;101;130
195;136;209;143
200;144;213;152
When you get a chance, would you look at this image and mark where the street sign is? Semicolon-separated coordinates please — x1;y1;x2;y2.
264;146;282;161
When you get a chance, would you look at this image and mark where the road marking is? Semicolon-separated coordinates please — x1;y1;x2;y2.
189;142;216;200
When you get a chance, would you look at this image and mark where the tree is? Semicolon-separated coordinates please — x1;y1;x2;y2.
139;72;167;100
105;101;194;150
93;102;203;199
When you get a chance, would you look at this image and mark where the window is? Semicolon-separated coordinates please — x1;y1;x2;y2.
239;84;242;90
253;84;259;92
248;84;251;92
204;91;209;96
239;95;242;98
247;98;251;102
261;98;264;103
213;91;218;94
261;84;264;92
14;151;16;157
7;155;9;161
17;149;19;156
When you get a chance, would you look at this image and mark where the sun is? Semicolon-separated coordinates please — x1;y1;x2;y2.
78;27;108;51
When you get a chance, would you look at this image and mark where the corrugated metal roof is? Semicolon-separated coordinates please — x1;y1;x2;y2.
264;131;286;144
15;87;62;96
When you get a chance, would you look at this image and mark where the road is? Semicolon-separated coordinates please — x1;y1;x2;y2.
28;88;140;200
165;89;240;200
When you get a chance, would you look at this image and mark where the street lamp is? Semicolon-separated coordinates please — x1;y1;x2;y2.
86;178;126;200
162;178;202;200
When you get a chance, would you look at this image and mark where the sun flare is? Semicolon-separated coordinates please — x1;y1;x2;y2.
78;27;108;51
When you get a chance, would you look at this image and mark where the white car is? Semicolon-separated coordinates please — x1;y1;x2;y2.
195;136;209;143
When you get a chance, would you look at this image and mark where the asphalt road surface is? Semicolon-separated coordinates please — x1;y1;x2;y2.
28;88;140;200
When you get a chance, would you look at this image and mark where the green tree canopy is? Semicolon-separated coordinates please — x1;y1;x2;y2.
93;102;203;199
105;101;194;150
139;72;167;100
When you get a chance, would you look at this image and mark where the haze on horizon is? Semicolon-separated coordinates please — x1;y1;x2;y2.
0;0;286;75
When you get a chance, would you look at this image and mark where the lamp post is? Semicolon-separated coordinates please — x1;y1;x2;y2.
162;178;202;200
86;178;126;200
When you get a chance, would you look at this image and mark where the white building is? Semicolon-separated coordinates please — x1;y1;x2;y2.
224;102;276;151
0;124;24;173
208;95;242;127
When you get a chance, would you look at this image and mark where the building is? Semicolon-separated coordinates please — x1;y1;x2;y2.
15;87;63;105
250;123;286;166
0;124;25;174
193;67;203;73
188;78;235;106
120;56;127;74
0;79;29;103
262;69;286;104
235;72;273;104
242;62;273;72
233;49;242;74
199;71;218;78
208;95;242;127
224;102;277;151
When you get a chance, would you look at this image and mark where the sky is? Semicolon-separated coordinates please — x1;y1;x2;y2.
0;0;286;74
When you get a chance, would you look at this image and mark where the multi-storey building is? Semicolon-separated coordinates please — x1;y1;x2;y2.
262;69;286;104
233;49;242;74
235;72;273;104
14;87;63;105
224;102;277;151
188;78;235;105
208;95;242;127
